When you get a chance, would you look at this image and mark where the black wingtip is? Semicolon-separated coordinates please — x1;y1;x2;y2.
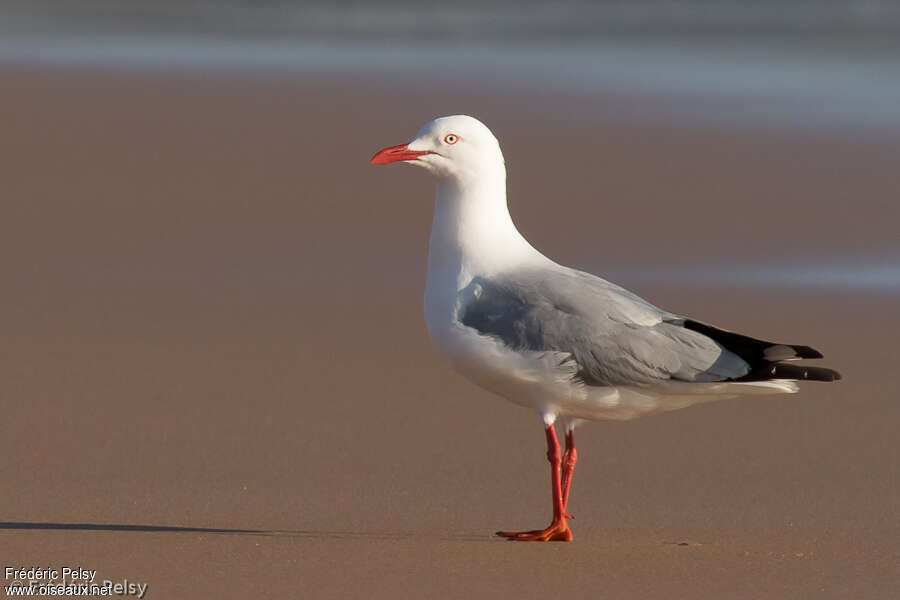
739;364;842;382
801;366;841;382
792;345;824;359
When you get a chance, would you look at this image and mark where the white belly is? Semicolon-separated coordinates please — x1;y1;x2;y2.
424;270;630;420
422;272;792;422
419;208;794;423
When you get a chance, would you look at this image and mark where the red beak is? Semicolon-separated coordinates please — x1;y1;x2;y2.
370;144;432;165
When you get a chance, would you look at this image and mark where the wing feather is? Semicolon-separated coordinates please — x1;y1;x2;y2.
459;269;751;387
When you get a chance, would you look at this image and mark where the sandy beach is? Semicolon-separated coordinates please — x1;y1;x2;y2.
2;64;898;598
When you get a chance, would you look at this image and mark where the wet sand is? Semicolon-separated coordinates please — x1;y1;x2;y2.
2;65;898;598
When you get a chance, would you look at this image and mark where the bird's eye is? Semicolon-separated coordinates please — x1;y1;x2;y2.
443;134;459;145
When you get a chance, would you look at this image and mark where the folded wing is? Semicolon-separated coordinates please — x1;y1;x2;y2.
459;268;840;387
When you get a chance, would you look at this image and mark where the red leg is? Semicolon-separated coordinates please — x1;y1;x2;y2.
496;425;573;542
561;428;578;519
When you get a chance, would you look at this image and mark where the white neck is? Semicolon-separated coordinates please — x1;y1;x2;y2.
426;171;545;284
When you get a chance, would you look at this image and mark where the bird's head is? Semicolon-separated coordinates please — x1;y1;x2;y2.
370;115;505;181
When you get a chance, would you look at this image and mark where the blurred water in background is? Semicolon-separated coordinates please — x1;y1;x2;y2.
2;0;900;130
4;1;900;40
2;1;898;292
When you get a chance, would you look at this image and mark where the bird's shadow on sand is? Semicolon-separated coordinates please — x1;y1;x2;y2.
0;521;491;542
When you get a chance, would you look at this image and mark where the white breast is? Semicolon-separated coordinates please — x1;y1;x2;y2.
424;268;591;415
423;263;772;423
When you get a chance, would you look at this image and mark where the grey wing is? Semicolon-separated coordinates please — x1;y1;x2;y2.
459;268;750;387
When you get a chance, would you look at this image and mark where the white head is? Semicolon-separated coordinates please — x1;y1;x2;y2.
370;115;505;182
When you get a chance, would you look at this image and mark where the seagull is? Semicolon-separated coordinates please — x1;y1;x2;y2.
370;115;840;542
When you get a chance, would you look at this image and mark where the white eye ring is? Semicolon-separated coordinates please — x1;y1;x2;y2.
443;134;459;145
